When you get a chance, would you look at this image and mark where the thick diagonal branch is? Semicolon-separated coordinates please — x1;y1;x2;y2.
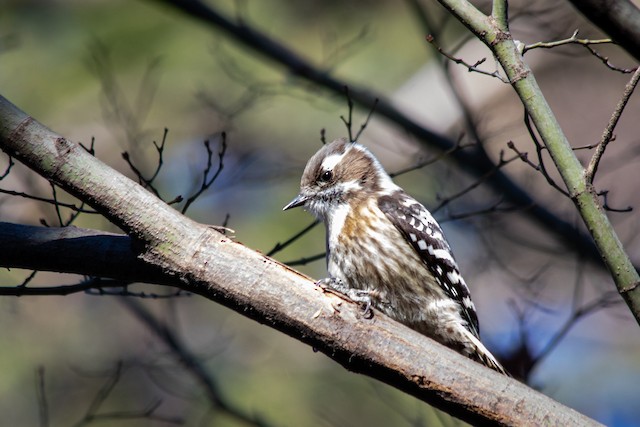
0;95;598;426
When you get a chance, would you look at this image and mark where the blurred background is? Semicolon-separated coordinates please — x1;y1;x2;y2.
1;0;640;426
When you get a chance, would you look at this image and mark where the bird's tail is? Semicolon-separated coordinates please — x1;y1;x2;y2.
463;328;509;375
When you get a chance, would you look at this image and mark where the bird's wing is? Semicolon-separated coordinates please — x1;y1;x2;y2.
378;191;480;336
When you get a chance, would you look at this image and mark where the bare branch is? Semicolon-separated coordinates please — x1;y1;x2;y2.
71;362;182;427
532;291;621;367
339;88;379;142
507;140;569;197
406;0;485;146
17;270;38;288
0;276;190;298
36;367;49;427
582;44;638;74
432;151;519;214
520;29;635;73
444;197;525;222
48;182;64;227
0;153;13;179
122;128;171;200
566;0;640;62
78;136;96;155
340;86;355;142
354;97;379;142
585;66;640;183
267;220;319;257
389;138;474;178
0;187;98;214
120;298;271;427
284;252;325;267
522;29;613;53
598;190;633;213
426;34;509;83
181;133;227;214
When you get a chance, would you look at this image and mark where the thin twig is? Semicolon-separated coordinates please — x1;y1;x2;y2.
122;128;169;194
267;220;319;257
79;136;96;155
432;151;519;214
443;197;525;222
507;139;569;197
36;367;49;427
340;87;378;142
0;188;97;213
182;133;227;214
285;252;325;266
407;0;484;147
533;292;621;366
1;277;191;298
598;190;633;213
426;34;509;83
585;66;640;183
353;98;379;142
524;112;570;197
340;86;355;141
119;298;271;427
48;183;64;227
149;128;169;183
122;151;161;197
0;154;14;179
389;139;473;178
71;361;182;427
583;45;638;74
75;362;124;426
522;29;613;54
63;200;88;226
17;270;38;288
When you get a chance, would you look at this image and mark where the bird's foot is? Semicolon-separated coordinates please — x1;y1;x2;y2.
316;277;374;319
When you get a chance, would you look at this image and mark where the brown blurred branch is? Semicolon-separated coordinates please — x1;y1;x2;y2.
0;95;600;426
566;0;640;62
70;362;182;427
119;298;271;427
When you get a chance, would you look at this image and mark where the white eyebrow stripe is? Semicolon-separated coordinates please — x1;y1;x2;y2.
321;151;348;171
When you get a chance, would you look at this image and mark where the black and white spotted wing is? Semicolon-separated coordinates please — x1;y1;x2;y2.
378;192;480;336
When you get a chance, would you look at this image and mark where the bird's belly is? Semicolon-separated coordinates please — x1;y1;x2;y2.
328;218;448;325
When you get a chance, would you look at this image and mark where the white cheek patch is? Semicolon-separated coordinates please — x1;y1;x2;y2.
338;180;362;193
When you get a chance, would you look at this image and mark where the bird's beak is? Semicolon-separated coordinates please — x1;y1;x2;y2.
283;193;308;211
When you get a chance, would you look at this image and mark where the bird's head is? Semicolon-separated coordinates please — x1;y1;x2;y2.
283;138;398;220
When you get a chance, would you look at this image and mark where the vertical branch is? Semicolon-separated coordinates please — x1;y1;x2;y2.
491;0;509;31
340;87;355;142
36;367;49;427
436;0;640;324
585;67;640;184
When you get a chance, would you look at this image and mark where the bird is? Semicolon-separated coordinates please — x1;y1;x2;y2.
283;137;506;374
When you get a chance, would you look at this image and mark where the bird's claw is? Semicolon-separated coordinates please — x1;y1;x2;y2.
316;277;374;318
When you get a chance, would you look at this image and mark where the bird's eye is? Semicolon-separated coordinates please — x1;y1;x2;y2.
320;170;333;182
